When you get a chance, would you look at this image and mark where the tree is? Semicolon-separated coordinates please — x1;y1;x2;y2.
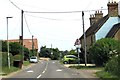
2;41;7;52
69;49;77;55
2;41;22;56
39;46;51;57
39;46;60;60
89;38;120;66
2;41;31;60
9;42;22;56
51;48;60;60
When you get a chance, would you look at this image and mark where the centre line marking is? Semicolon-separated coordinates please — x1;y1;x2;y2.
42;71;45;73
37;61;48;78
37;75;41;78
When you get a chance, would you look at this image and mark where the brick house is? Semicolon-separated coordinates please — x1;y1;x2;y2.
79;1;120;53
8;38;38;52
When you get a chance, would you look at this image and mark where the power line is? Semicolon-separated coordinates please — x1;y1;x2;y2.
25;14;62;21
8;0;107;14
24;13;93;21
23;14;32;36
25;8;107;14
9;0;22;10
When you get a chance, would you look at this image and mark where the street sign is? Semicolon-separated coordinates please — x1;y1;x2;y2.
74;39;80;45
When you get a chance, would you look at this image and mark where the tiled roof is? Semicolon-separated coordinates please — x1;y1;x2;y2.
80;15;109;40
106;23;120;38
8;39;38;50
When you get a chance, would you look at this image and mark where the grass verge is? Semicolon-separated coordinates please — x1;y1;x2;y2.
1;61;30;76
23;61;30;66
1;66;20;75
69;65;103;70
96;70;119;80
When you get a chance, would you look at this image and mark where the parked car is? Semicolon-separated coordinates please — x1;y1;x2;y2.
29;56;38;63
63;55;80;64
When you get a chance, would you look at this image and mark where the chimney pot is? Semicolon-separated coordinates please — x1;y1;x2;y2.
89;10;103;26
107;1;118;17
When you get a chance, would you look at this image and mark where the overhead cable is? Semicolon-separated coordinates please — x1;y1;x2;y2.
25;14;62;21
9;0;22;10
25;8;107;14
24;14;32;35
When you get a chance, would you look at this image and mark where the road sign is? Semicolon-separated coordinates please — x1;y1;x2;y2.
74;39;80;46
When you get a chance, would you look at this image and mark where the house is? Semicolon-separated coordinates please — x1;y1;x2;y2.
79;1;120;53
8;38;38;52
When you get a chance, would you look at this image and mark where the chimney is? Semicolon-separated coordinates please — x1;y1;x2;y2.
95;11;103;19
89;14;96;26
89;11;103;26
107;1;118;17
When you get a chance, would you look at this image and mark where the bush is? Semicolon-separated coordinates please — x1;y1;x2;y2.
13;54;22;60
89;38;119;66
105;55;120;77
1;52;13;67
9;42;22;56
105;40;120;77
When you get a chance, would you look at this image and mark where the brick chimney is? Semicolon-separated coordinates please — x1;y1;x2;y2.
107;1;118;17
89;11;103;26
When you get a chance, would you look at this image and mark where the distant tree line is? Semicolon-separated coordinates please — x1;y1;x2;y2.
39;46;80;60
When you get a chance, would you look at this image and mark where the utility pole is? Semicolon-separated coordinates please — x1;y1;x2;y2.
82;11;87;66
21;10;24;64
32;35;34;55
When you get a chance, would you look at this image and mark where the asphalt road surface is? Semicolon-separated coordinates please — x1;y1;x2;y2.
3;60;99;79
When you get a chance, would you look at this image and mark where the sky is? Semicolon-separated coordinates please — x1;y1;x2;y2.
0;0;118;51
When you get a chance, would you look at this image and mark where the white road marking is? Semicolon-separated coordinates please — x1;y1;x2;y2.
37;61;48;78
37;75;42;78
42;71;45;73
27;70;33;73
56;69;62;72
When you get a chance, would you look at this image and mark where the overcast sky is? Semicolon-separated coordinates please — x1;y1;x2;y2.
1;0;118;51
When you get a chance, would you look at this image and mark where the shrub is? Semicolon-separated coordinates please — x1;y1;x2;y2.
13;54;22;60
105;40;120;77
89;38;119;66
105;55;120;77
1;52;13;67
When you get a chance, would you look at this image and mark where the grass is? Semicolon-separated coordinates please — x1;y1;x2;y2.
23;61;30;66
69;65;103;70
69;65;119;80
96;70;119;80
1;61;30;76
1;66;20;75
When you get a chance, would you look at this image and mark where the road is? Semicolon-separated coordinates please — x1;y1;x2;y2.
3;60;99;79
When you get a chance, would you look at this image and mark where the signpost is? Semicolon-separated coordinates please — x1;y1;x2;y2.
74;39;81;64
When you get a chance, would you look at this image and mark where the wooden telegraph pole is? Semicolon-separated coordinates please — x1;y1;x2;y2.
82;11;87;66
